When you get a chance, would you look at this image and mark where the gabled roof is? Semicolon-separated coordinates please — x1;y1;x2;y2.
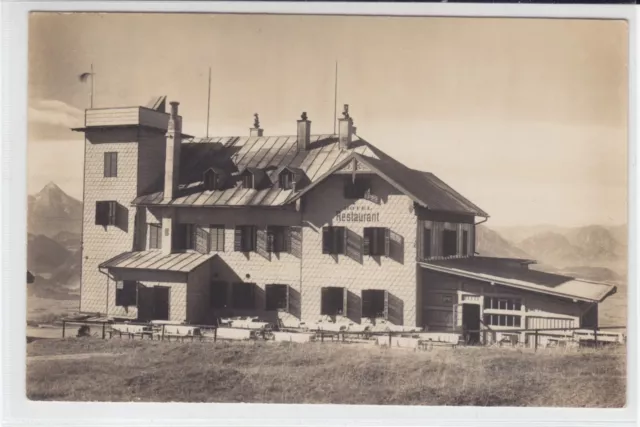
419;257;616;303
132;132;487;217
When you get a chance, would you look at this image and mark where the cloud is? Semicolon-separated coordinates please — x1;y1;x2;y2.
28;99;84;141
28;99;84;128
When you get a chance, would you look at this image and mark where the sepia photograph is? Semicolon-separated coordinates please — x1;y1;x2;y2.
25;12;628;407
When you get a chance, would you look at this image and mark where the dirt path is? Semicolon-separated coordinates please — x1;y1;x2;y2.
27;353;119;362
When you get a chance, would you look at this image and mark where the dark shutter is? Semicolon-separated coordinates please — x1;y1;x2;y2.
322;227;331;254
234;227;243;251
256;228;270;260
345;228;363;263
363;228;371;256
266;227;275;253
104;153;111;177
387;292;404;325
115;203;128;230
111;153;118;177
321;287;329;314
95;202;107;225
290;226;302;258
195;226;210;254
342;287;348;316
340;227;347;255
384;228;391;256
383;290;390;320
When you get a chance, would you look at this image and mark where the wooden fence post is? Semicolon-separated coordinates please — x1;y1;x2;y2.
62;320;66;338
534;329;539;352
101;323;106;339
388;331;392;347
320;331;324;343
161;324;165;341
213;327;217;343
594;326;598;348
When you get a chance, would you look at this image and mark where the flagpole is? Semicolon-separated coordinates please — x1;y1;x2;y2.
333;61;338;134
90;63;94;108
206;67;211;138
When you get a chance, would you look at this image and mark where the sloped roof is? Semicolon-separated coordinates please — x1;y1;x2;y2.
132;133;488;217
100;251;215;273
419;257;616;303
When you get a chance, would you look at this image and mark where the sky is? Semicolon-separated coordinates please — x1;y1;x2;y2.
28;13;629;227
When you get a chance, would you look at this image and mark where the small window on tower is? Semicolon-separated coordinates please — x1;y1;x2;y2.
104;152;118;178
279;170;295;190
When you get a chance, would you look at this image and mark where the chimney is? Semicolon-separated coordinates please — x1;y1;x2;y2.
338;104;353;150
297;112;311;151
162;101;181;254
250;113;264;137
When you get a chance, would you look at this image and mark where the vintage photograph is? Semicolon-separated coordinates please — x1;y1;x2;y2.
26;13;628;406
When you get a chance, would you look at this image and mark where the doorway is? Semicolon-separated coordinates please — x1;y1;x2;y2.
137;285;170;321
462;303;480;345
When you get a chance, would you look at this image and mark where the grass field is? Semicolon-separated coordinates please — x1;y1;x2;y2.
26;338;626;407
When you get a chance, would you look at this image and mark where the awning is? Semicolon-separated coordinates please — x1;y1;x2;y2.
419;257;617;303
99;251;215;273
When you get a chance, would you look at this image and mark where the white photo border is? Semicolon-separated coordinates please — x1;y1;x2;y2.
1;2;637;427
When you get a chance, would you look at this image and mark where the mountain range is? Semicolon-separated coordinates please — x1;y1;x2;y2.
26;182;628;300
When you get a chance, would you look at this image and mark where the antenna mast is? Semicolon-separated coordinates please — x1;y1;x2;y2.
206;67;212;138
333;61;338;134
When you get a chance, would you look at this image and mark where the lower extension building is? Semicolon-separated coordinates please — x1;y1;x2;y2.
73;97;617;342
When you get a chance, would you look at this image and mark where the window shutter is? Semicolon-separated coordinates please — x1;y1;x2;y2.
290;226;302;258
283;226;291;253
345;228;363;263
363;228;371;256
149;225;157;249
341;227;347;255
321;287;329;315
195;226;210;254
104;153;111;177
384;228;391;256
266;228;274;253
111;153;118;177
218;226;225;251
95;202;106;225
285;285;290;313
383;290;389;320
256;228;270;260
115;203;127;229
234;227;243;251
342;287;348;316
322;227;331;254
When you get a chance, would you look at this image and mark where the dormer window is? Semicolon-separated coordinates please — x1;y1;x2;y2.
239;167;267;190
279;170;295;190
240;173;254;189
204;168;224;191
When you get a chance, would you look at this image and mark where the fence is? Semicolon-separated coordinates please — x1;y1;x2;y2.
58;318;626;352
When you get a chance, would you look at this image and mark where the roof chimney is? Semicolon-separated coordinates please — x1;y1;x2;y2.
297;112;311;151
164;101;182;201
250;113;264;137
338;104;353;150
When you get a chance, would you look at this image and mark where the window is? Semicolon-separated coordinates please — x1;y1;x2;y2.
234;226;256;252
422;227;432;259
115;280;137;306
362;289;386;318
149;224;162;249
322;226;346;254
240;173;253;189
95;201;117;226
344;177;371;199
265;284;289;311
483;314;521;327
232;282;255;309
462;230;469;256
364;227;390;256
321;287;345;316
442;229;457;257
484;296;522;311
210;281;228;309
209;225;225;252
184;225;210;254
266;226;289;253
279;171;294;190
104;152;117;178
204;169;221;191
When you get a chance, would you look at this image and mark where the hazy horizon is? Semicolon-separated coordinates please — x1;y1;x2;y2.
28;13;628;228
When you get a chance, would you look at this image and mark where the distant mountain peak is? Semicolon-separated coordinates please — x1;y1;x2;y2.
28;181;82;238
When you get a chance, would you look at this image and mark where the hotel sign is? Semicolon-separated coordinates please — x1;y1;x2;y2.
334;206;380;223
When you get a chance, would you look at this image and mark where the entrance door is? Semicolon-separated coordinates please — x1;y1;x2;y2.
153;287;170;321
137;286;170;321
462;304;481;345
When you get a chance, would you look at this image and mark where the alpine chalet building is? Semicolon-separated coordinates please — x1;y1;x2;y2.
73;96;617;342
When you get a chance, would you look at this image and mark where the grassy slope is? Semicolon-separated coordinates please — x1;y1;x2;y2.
27;339;626;407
